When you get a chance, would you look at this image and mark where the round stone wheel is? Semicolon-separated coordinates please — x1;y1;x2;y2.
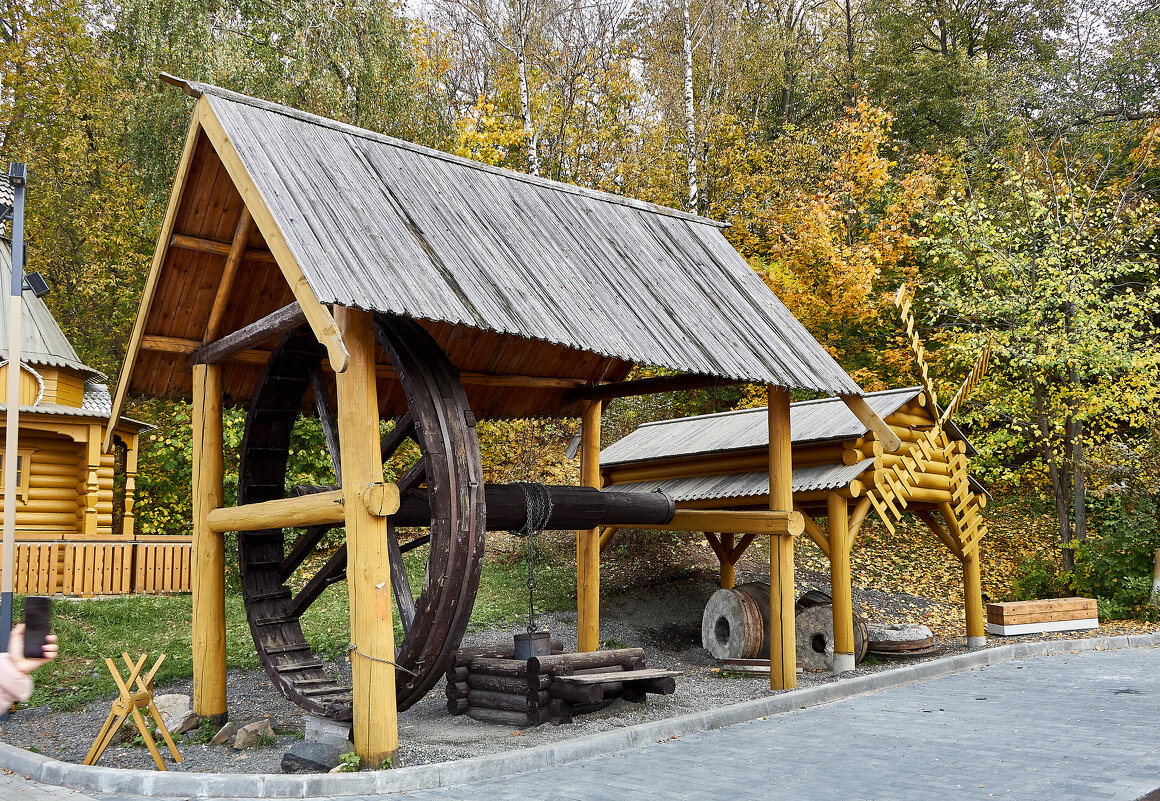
701;586;765;660
867;623;935;653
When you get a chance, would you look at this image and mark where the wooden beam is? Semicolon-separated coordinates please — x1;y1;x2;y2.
205;485;399;533
191;363;226;722
839;394;904;453
597;525;618;553
566;374;748;403
104;110;203;453
169;232;276;263
141;335;270;365
619;509;804;535
768;386;796;691
203;207;255;342
334;307;397;765
197;98;350;373
576;399;602;653
190;302;305;366
918;509;962;558
795;505;830;559
847;496;872;547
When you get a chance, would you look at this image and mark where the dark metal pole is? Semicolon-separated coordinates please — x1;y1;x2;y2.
1;162;26;653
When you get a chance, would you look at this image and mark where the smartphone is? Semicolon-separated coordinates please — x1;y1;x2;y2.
22;596;50;660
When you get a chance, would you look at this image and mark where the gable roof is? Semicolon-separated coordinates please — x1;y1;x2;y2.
600;387;924;467
0;242;101;378
111;78;861;428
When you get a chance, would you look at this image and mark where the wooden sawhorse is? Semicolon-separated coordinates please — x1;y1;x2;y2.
83;653;183;770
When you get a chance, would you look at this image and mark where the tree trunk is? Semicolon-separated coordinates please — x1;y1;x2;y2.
1030;372;1074;572
681;0;699;212
1073;421;1086;544
516;48;541;177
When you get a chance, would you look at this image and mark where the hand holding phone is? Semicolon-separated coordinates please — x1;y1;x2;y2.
22;596;50;660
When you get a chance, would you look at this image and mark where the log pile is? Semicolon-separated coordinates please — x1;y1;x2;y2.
446;645;679;726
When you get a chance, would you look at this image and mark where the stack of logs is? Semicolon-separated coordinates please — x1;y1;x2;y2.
446;644;678;726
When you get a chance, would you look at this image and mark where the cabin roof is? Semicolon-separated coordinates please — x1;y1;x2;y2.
0;244;102;378
112;78;862;423
600;387;923;467
608;460;876;502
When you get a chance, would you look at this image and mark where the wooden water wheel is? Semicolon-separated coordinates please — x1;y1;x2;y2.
236;314;485;719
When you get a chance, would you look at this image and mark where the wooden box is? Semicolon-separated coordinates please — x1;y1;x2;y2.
985;597;1098;636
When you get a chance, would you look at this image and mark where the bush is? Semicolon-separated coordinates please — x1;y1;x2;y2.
1071;493;1160;621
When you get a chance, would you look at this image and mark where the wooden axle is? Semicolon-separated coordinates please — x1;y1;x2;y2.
392;484;675;531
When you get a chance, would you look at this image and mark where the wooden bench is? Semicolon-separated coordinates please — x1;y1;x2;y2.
985;597;1098;636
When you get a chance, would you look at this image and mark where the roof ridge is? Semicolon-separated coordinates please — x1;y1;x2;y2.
634;386;924;429
165;74;728;230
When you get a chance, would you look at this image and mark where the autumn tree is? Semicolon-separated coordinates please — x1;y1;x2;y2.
917;120;1160;572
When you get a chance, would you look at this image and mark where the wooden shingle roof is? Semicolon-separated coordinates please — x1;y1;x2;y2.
112;78;862;424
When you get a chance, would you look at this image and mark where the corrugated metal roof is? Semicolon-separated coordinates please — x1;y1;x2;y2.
608;460;874;501
601;387;922;467
188;81;862;395
0;243;101;377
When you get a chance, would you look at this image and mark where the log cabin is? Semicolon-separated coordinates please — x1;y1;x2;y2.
0;238;185;596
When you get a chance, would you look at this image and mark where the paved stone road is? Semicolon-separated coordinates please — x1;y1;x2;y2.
3;647;1158;801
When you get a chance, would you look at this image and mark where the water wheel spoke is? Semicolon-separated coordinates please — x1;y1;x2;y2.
309;365;342;484
398;533;430;554
387;521;416;635
396;456;427;496
287;545;347;619
380;412;415;462
279;525;334;583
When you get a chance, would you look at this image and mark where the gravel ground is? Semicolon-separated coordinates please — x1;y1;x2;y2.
0;569;1147;774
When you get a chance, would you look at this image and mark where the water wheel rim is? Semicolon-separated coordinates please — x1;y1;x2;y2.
236;315;485;718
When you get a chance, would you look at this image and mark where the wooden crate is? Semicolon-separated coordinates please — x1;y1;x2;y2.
985;597;1098;636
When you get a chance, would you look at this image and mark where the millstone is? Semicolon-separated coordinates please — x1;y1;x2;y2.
795;605;835;671
867;623;935;652
702;586;765;660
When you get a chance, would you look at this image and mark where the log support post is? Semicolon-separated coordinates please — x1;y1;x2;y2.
719;533;735;589
767;387;796;690
335;307;398;765
827;491;855;674
191;364;226;723
938;502;985;648
577;399;602;652
962;546;986;648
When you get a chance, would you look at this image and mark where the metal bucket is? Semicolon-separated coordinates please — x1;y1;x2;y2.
514;630;552;660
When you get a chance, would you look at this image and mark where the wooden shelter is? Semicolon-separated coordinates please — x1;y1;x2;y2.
601;386;992;671
0;239;178;596
110;76;904;762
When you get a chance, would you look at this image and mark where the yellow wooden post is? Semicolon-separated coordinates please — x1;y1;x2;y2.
720;533;735;589
962;546;986;648
123;434;138;539
767;387;796;690
577;399;602;653
827;491;855;673
191;364;226;722
334;307;398;766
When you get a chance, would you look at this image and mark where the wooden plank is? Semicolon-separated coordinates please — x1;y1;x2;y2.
839;394;904;453
987;607;1099;625
553;669;680;685
987;598;1096;617
191;302;305;366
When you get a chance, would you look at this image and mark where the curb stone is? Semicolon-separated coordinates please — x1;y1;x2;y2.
4;632;1158;799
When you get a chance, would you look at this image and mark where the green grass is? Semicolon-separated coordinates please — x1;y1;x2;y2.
27;539;580;711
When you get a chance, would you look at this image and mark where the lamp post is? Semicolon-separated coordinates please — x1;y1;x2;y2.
1;162;27;652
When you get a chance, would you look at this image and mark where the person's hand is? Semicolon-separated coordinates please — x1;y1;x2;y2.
7;624;57;675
